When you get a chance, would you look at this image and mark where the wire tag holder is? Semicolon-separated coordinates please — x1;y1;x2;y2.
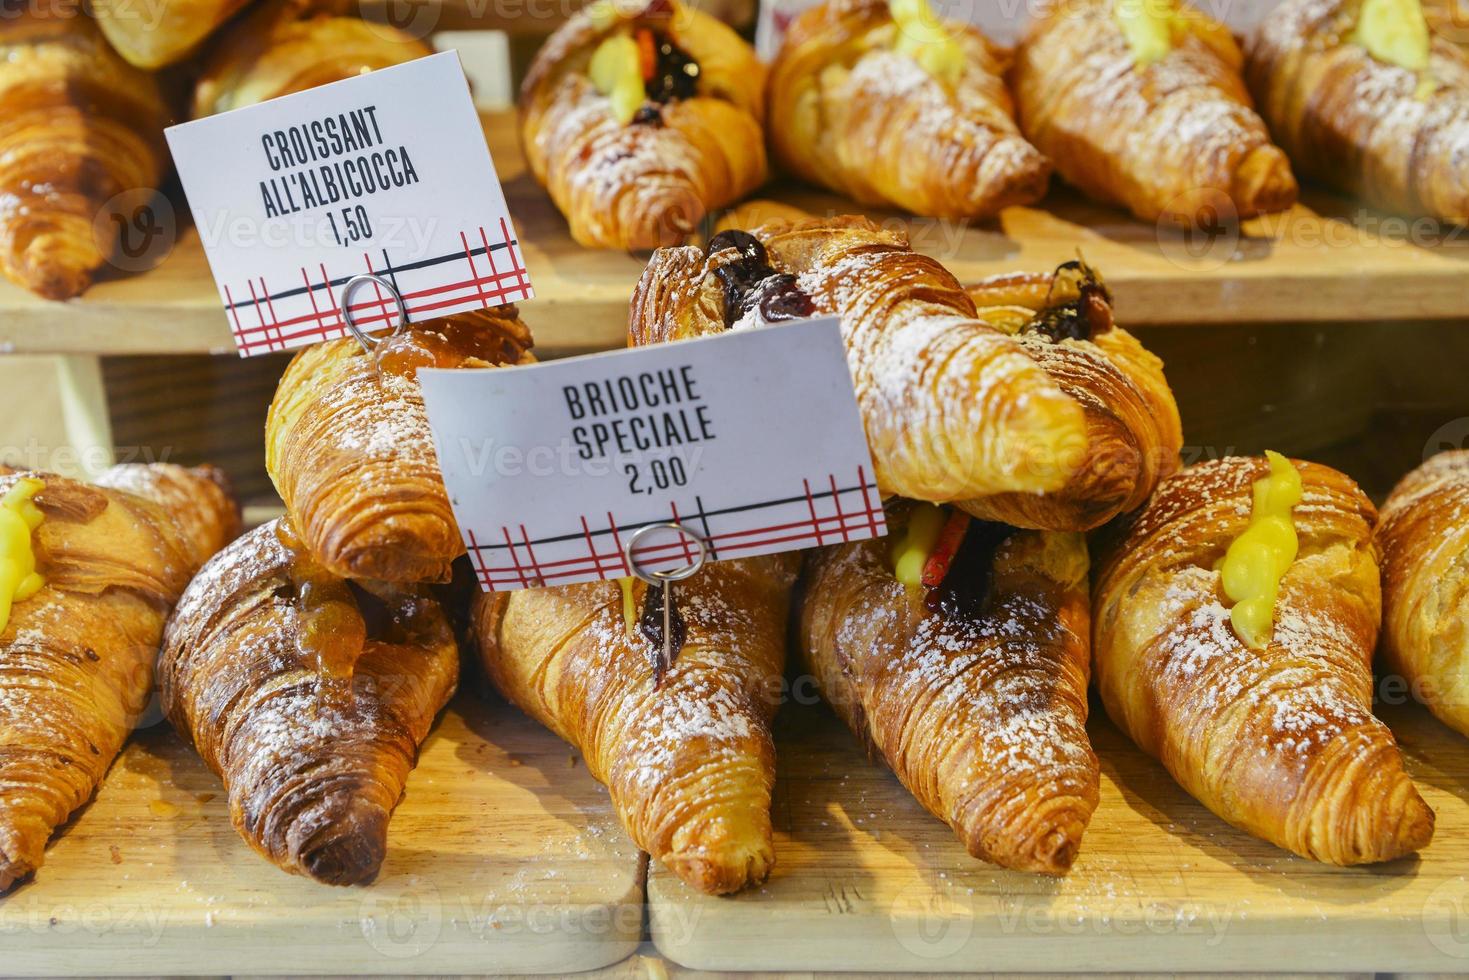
340;273;409;372
623;521;709;685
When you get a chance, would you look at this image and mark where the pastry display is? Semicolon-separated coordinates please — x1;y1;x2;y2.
192;0;434;117
631;215;1089;506
471;554;797;894
0;7;167;300
1247;0;1469;224
1014;0;1297;224
520;0;769;249
93;0;252;69
766;0;1050;219
800;500;1099;873
1092;453;1434;865
1377;449;1469;736
0;463;239;892
265;307;534;584
159;519;459;885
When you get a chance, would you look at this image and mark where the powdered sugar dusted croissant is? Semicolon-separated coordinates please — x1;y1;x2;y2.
631;215;1087;504
520;0;768;249
767;0;1050;219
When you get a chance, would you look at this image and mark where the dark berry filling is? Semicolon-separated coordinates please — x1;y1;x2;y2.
706;230;816;327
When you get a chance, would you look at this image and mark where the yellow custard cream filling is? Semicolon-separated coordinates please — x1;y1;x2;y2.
1354;0;1431;72
589;33;645;125
1219;451;1302;650
0;478;45;634
1114;0;1179;65
617;575;639;637
891;0;963;86
891;502;945;587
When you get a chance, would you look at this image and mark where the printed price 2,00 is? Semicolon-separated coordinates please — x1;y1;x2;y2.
625;457;689;496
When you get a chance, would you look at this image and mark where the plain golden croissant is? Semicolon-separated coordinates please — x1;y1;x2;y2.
520;0;769;249
1014;0;1297;224
160;519;458;885
0;463;239;892
630;215;1087;503
1092;454;1434;865
767;0;1051;219
266;307;534;585
1246;0;1469;224
1377;449;1469;735
93;0;252;68
0;9;167;300
800;501;1099;873
192;0;434;117
472;554;796;895
957;263;1182;531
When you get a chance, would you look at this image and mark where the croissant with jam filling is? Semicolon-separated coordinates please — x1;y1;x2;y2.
520;0;768;249
1246;0;1469;224
768;0;1050;219
632;215;1088;505
1013;0;1297;224
0;463;239;892
160;519;458;885
1092;454;1434;864
0;8;168;300
266;307;534;585
800;500;1099;873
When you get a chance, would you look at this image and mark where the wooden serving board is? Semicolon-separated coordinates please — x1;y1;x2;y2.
6;110;1469;357
0;691;645;977
648;700;1469;975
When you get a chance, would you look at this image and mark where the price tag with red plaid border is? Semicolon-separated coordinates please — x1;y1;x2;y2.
420;317;887;592
165;51;533;358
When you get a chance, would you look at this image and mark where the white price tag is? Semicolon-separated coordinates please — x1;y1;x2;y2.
421;318;886;592
165;51;533;358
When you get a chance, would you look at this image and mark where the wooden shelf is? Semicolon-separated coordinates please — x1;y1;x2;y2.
649;700;1469;975
5;108;1469;358
0;690;645;977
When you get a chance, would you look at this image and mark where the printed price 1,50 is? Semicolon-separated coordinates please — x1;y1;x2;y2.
327;205;373;246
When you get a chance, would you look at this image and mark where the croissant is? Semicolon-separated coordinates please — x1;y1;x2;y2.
192;0;434;117
472;554;797;894
800;501;1099;873
1246;0;1469;224
1092;455;1434;865
520;0;768;249
1378;449;1469;736
631;215;1087;503
93;0;251;68
0;463;239;892
953;264;1182;530
0;9;167;300
160;519;458;885
266;307;534;585
767;0;1051;219
1013;0;1297;225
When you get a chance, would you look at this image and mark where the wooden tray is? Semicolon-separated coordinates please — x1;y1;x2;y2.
648;700;1469;975
6;111;1469;358
0;691;645;977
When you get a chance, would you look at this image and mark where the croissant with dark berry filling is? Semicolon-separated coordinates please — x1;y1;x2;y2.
1014;0;1297;224
520;0;768;249
767;0;1050;219
1246;0;1469;224
800;500;1099;873
160;520;457;885
266;307;534;585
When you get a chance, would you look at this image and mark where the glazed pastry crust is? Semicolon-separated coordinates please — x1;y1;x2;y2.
1246;0;1469;224
160;520;458;886
799;503;1099;873
266;307;533;585
630;215;1087;503
957;270;1183;531
768;0;1051;219
0;464;239;892
0;10;167;299
1014;0;1297;224
472;555;797;894
1092;456;1434;865
94;0;252;69
519;0;768;249
1378;449;1469;735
